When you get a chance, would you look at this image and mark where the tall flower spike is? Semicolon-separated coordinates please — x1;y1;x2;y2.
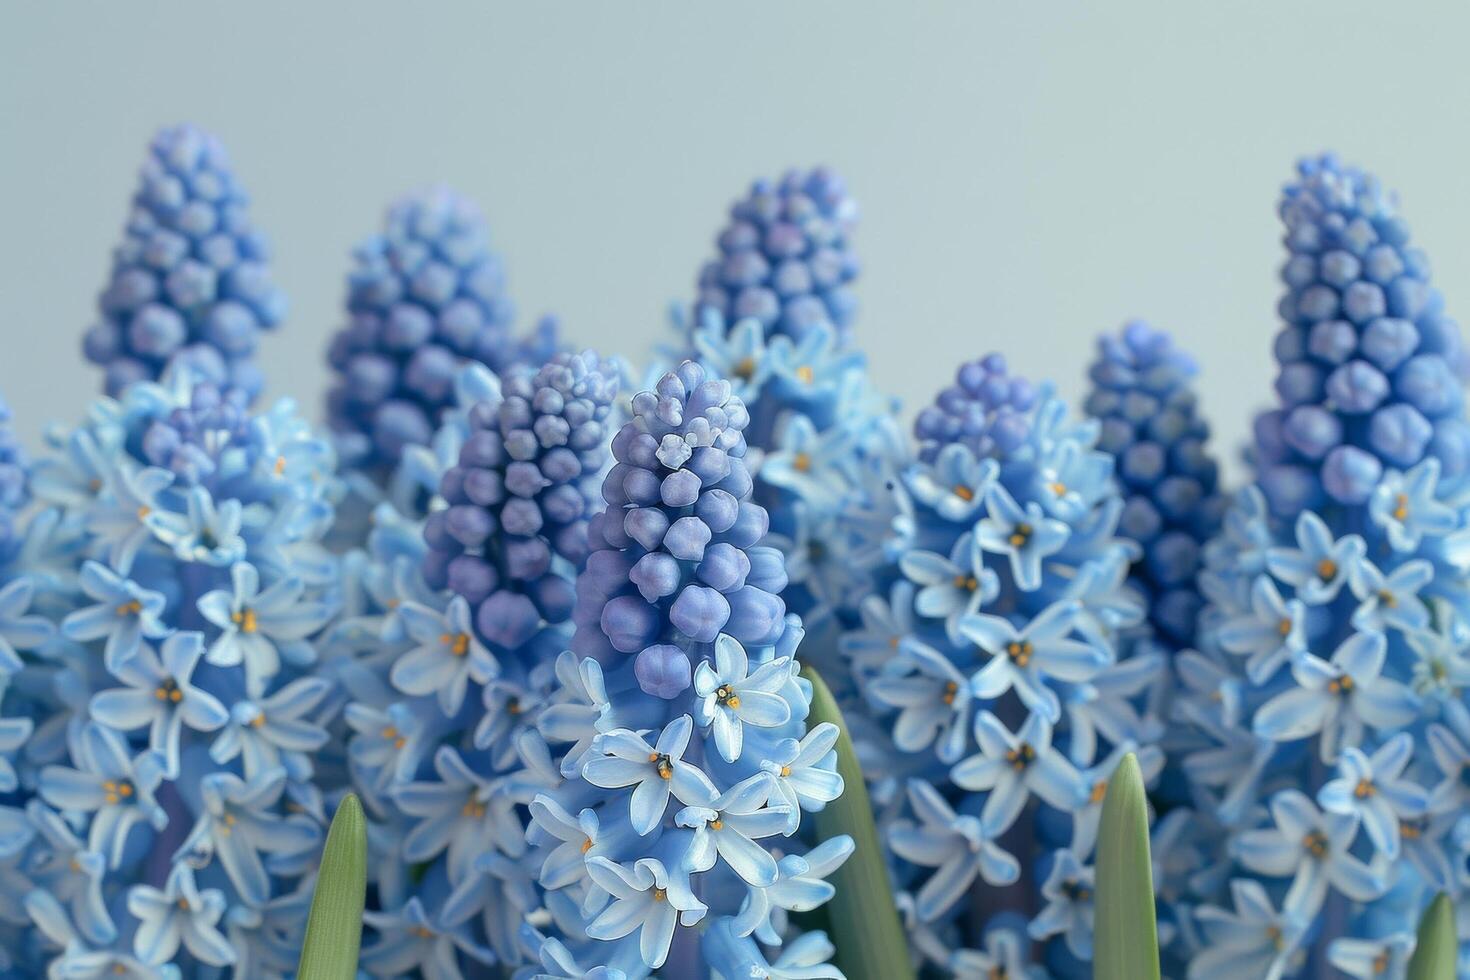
1085;321;1224;648
424;349;621;648
82;124;285;400
332;351;621;977
326;186;565;475
10;365;339;977
1164;155;1470;979
844;352;1155;974
685;169;904;662
1255;153;1470;514
527;360;847;978
695;168;859;346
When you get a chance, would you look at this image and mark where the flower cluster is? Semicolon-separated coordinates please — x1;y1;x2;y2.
524;360;849;977
1253;154;1470;515
695;168;859;347
332;351;632;977
1163;155;1470;977
1084;321;1225;649
1;367;340;977
326;186;564;476
82;124;286;401
685;170;904;676
845;353;1160;975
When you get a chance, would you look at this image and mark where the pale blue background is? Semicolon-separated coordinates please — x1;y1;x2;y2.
5;1;1470;477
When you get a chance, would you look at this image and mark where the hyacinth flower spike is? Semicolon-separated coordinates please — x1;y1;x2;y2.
525;360;847;977
1165;154;1470;976
326;185;564;478
681;168;904;668
82;124;286;399
1084;321;1225;650
841;350;1150;972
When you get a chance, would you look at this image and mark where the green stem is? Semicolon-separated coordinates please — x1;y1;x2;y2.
801;665;916;980
297;793;368;980
1093;753;1159;980
1407;893;1456;980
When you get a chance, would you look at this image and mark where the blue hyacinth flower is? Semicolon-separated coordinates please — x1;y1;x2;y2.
82;125;286;400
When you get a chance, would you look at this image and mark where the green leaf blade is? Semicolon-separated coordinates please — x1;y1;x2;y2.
1093;752;1160;980
1407;893;1457;980
297;793;368;980
802;665;916;980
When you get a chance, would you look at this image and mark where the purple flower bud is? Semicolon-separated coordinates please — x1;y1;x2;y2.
447;555;498;603
445;504;495;548
630;553;682;602
1369;403;1432;467
663;517;712;562
625;507;671;552
669;585;730;642
724;587;786;645
635;645;692;699
1321;444;1382;505
1359;318;1418;371
1282;406;1342;460
660;469;702;508
476;590;542;650
1307;320;1357;364
724;503;769;550
745;546;790;595
1324;361;1389;414
696;542;751;592
601;594;661;653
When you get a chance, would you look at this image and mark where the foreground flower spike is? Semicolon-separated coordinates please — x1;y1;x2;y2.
1086;321;1224;648
686;169;903;656
1164;156;1470;978
527;360;847;977
326;186;564;475
1255;154;1470;514
844;352;1157;973
10;366;339;976
332;350;621;976
424;349;620;642
83;124;286;400
696;168;859;346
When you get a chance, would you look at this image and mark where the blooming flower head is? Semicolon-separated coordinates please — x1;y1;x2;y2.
5;363;340;976
842;351;1148;971
695;168;858;347
1164;155;1470;973
525;360;847;978
683;170;904;647
1086;320;1225;647
326;185;565;474
81;124;285;400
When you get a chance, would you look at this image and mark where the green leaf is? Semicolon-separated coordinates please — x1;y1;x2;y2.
1408;892;1457;980
801;665;916;980
1093;752;1159;980
297;793;368;980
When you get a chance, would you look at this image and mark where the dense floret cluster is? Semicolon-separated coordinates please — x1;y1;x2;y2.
1085;321;1225;648
844;353;1160;976
326;186;563;475
1161;156;1470;978
0;368;340;977
686;170;904;683
83;124;286;401
329;353;631;977
524;360;849;977
1253;154;1470;516
695;168;859;347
